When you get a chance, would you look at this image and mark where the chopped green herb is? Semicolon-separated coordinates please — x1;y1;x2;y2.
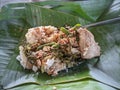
72;24;81;30
37;42;56;50
52;43;60;48
74;24;81;28
60;27;69;35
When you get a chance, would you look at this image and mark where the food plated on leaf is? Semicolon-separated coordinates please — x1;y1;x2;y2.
17;24;100;76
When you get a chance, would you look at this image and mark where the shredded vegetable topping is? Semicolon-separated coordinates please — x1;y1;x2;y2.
17;25;100;76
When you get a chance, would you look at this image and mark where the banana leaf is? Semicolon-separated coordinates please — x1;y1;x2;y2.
31;0;113;21
0;0;120;90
